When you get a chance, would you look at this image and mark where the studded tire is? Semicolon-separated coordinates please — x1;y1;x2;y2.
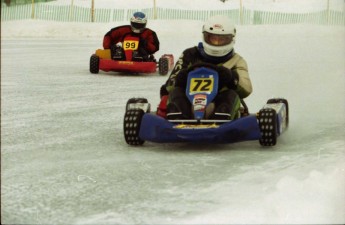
258;108;277;146
90;54;100;74
158;57;169;76
124;109;145;146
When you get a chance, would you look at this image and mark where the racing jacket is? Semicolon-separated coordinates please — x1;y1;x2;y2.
165;43;252;99
103;25;160;55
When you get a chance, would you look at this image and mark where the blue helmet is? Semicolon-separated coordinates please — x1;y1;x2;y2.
130;12;147;33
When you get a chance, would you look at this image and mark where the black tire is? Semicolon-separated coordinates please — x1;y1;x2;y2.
126;98;149;112
90;54;99;74
158;57;169;76
258;108;277;146
267;98;289;128
123;109;145;146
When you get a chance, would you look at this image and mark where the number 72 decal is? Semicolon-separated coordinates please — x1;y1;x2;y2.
189;78;214;94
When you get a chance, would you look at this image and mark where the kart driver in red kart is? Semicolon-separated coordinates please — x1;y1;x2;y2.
158;15;253;121
103;12;160;61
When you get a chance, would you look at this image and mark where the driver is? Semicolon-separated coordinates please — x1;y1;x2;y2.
103;12;160;61
159;15;252;120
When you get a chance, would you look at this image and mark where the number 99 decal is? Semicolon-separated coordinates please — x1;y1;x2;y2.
123;40;139;50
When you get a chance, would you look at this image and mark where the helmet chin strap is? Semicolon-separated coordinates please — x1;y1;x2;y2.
197;42;234;64
131;27;141;33
202;40;234;56
204;46;227;57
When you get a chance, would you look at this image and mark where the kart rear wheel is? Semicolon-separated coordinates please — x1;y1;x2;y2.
123;109;145;146
90;54;99;74
158;57;169;76
258;108;277;146
267;98;289;128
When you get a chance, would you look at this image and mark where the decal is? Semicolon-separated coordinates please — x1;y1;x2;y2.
189;77;214;94
123;40;139;50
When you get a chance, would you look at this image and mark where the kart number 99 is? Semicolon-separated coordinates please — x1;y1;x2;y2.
123;40;139;50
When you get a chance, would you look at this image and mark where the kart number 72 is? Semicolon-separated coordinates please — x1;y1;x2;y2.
189;78;214;94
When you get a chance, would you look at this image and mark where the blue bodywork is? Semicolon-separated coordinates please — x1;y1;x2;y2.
137;67;263;144
139;113;261;144
186;67;219;120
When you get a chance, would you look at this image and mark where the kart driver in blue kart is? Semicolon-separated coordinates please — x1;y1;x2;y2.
103;12;160;61
158;15;253;121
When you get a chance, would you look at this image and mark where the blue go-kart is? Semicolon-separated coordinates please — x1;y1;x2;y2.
123;66;289;146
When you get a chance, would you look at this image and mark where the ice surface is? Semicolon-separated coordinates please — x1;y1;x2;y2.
1;1;345;224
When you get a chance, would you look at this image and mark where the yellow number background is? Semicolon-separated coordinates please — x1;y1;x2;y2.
123;40;139;50
189;78;214;93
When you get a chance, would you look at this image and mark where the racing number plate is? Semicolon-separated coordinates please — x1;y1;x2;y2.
186;67;219;120
123;40;139;51
189;77;214;94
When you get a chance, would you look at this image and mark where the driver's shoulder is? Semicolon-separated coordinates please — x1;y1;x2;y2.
223;52;246;67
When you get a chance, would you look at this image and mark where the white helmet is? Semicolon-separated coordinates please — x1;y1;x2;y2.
130;12;147;33
202;15;236;57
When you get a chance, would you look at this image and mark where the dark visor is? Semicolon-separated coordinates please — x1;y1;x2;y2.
131;22;146;30
203;32;233;46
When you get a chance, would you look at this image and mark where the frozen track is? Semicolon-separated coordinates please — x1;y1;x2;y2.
1;25;345;224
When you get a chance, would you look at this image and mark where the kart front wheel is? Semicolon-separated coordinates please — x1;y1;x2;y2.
123;109;145;146
90;54;99;74
126;98;150;112
258;108;277;146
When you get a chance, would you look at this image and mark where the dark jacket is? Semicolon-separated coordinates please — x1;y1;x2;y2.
103;25;160;55
165;43;252;99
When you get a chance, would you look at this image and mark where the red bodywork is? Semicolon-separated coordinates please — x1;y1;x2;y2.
97;36;157;74
99;60;157;73
156;95;169;118
92;35;174;75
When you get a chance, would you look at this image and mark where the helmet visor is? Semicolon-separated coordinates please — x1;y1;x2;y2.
131;21;146;30
203;32;234;46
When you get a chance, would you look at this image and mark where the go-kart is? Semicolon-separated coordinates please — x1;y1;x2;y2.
123;66;289;146
89;35;174;75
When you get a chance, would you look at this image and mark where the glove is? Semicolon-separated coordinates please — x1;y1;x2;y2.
138;47;148;56
110;43;124;60
110;44;117;57
229;71;239;89
216;66;239;90
137;47;149;61
139;39;147;48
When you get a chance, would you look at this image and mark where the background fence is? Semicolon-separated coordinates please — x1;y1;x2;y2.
1;3;344;26
2;0;53;6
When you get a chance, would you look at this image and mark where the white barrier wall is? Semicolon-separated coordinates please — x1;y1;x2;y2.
1;3;344;26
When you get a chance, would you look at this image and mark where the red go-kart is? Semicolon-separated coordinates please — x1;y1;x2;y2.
89;35;174;75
